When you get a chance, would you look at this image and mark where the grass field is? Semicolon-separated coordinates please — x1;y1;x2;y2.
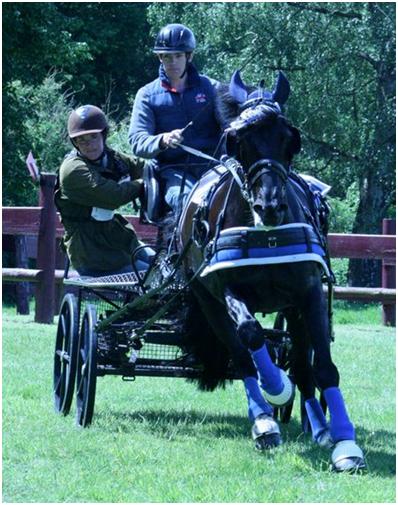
2;303;396;503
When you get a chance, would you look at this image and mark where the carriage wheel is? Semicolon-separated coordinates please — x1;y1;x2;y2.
76;305;98;428
299;351;328;433
53;293;79;415
272;313;294;423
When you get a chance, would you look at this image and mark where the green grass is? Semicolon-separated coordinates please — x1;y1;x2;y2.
2;305;396;503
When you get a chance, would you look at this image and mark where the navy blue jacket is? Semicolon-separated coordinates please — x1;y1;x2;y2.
128;63;221;167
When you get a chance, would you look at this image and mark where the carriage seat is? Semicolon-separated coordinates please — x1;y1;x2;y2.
201;223;331;278
140;162;169;224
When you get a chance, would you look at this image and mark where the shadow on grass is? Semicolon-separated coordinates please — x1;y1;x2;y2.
96;408;395;476
96;408;252;439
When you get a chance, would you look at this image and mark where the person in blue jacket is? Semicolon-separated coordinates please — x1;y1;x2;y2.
128;23;221;216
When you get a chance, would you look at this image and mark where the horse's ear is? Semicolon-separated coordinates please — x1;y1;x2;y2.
289;126;301;156
272;71;290;105
229;70;248;104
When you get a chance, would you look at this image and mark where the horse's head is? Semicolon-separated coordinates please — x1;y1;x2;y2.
217;71;301;227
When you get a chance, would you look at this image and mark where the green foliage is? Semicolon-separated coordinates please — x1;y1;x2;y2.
328;182;359;233
2;3;91;85
3;308;396;502
3;74;72;205
107;115;132;154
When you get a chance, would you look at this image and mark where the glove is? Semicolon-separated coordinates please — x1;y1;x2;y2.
160;129;184;149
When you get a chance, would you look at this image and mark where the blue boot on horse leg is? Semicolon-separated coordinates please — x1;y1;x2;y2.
224;287;295;450
225;288;295;409
299;285;366;472
243;376;281;449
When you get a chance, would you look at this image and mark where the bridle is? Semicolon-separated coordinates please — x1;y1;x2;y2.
225;101;290;199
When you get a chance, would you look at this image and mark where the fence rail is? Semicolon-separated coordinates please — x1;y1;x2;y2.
2;174;396;325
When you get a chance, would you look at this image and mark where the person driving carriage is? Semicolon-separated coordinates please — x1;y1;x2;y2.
55;104;154;277
128;23;222;220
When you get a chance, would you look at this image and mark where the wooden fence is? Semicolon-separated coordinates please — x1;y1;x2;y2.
2;174;396;325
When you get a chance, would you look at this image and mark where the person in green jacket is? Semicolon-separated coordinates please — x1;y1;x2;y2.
55;104;154;277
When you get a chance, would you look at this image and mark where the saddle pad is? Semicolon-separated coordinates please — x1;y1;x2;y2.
201;223;330;277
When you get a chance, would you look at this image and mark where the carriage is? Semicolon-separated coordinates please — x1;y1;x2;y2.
53;69;365;472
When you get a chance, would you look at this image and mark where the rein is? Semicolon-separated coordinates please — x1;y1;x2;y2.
179;143;248;192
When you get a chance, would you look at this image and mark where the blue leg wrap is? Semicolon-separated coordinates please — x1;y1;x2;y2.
305;398;329;442
251;345;283;395
323;387;355;442
243;376;273;422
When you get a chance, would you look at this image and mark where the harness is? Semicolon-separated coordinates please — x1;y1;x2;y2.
201;223;330;278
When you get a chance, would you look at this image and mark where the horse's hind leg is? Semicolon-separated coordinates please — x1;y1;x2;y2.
224;288;294;408
300;281;365;471
286;310;332;447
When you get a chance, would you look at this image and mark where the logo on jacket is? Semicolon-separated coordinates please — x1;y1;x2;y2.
195;93;207;103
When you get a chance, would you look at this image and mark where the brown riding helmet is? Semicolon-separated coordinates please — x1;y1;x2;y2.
68;105;108;139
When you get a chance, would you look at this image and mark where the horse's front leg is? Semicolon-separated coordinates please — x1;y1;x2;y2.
224;287;295;407
300;279;365;472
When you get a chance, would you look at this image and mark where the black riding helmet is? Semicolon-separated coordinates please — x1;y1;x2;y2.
153;24;196;53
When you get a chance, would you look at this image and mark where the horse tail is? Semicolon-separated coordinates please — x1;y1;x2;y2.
185;292;233;391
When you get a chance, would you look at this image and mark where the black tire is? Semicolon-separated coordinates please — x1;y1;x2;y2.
272;313;294;424
76;305;98;427
53;293;79;415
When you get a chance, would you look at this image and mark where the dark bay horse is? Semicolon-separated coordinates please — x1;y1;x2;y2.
177;71;365;472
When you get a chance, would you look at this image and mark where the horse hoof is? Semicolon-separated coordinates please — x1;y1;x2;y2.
263;369;295;407
315;428;334;449
254;433;282;450
252;414;282;450
331;440;366;473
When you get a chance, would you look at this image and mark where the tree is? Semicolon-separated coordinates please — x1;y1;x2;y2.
2;75;72;206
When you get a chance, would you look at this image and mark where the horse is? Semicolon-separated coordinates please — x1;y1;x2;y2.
176;70;365;472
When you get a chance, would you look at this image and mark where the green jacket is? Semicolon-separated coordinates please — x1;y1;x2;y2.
55;147;145;273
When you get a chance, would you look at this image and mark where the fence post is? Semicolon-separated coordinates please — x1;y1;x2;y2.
382;218;396;327
35;173;57;324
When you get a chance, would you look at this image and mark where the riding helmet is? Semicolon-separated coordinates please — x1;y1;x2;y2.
67;105;108;139
153;24;196;53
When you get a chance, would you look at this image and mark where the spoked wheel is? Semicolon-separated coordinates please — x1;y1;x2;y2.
53;293;79;415
272;312;294;424
76;305;98;428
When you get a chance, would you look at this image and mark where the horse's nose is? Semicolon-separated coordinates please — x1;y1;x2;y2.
253;202;266;215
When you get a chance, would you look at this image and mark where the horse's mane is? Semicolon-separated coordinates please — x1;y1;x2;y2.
215;83;254;130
